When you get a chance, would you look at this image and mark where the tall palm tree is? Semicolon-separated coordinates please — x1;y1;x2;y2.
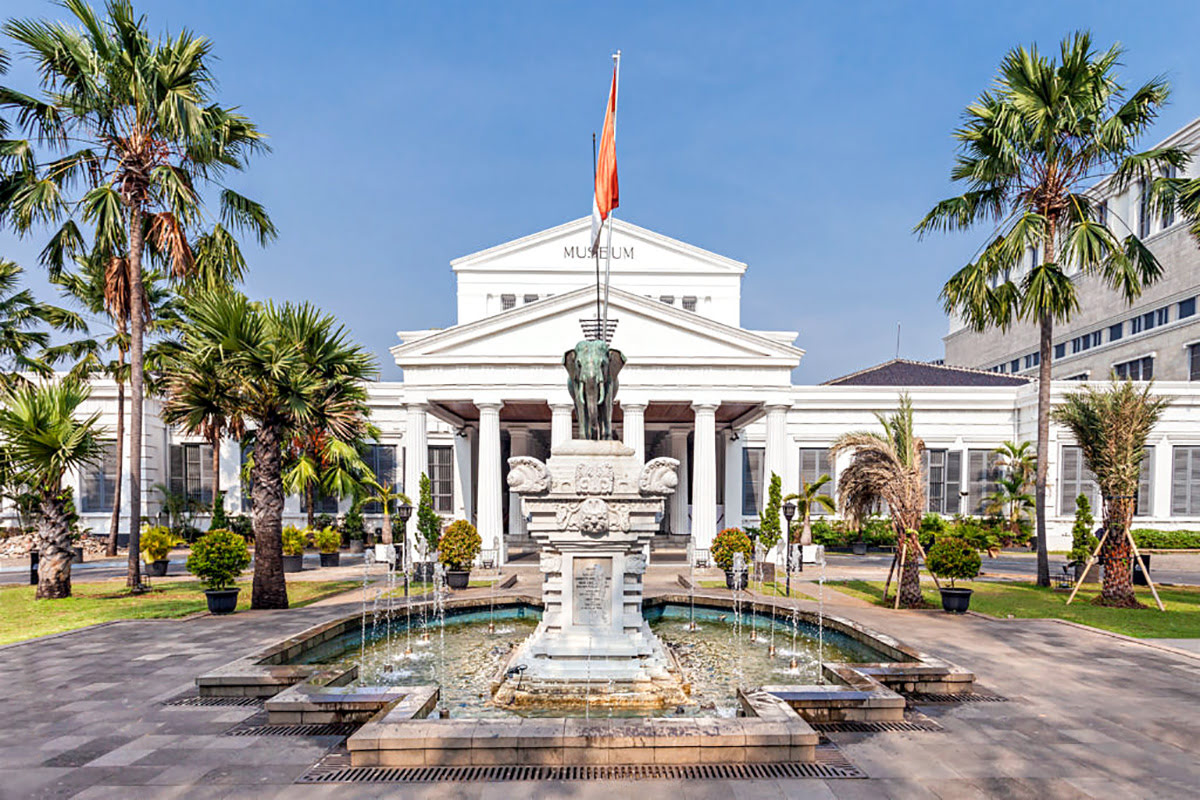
0;0;275;588
784;474;836;548
987;440;1036;541
831;394;926;607
1052;380;1168;607
0;259;87;389
176;291;375;608
916;33;1188;587
282;433;372;529
0;380;103;598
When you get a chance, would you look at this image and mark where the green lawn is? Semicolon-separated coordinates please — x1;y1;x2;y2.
699;579;801;598
0;578;360;646
829;579;1200;639
382;578;498;598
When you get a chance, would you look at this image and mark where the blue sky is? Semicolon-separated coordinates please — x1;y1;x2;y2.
2;0;1198;382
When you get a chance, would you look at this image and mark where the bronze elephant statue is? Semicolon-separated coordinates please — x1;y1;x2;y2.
563;339;625;441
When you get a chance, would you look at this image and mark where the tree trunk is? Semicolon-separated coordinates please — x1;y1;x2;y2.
897;526;923;608
36;492;72;599
106;364;125;557
306;481;315;529
1034;312;1053;587
1100;495;1139;607
382;501;392;545
126;209;145;590
251;418;288;608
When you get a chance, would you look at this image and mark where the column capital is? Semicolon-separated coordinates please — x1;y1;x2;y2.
405;402;429;413
763;400;792;412
476;400;504;413
691;402;720;414
620;402;647;412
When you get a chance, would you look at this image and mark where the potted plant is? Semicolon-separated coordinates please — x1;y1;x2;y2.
342;505;365;554
712;528;753;589
438;519;481;589
186;529;251;614
140;525;180;576
414;473;443;581
926;535;982;613
281;525;308;572
314;526;341;567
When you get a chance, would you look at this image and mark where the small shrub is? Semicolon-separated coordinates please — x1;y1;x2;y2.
281;525;309;556
1131;528;1200;549
949;517;1001;556
313;526;341;554
758;473;782;550
314;513;335;532
140;525;180;562
186;529;250;590
228;514;253;542
416;473;443;556
438;519;481;570
341;505;365;542
209;492;228;531
926;536;982;588
711;528;753;572
1069;494;1098;564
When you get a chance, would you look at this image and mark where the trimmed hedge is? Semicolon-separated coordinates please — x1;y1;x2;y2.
1132;529;1200;549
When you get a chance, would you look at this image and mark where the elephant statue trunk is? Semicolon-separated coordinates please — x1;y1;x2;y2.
563;339;626;441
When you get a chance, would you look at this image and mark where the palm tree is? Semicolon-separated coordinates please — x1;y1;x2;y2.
1052;380;1168;607
283;433;372;529
831;394;927;607
363;480;412;547
784;474;836;548
0;259;87;389
916;33;1188;587
176;291;375;608
0;380;103;598
1;1;275;588
987;440;1036;542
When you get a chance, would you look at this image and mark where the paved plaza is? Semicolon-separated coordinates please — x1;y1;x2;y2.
1;564;1198;799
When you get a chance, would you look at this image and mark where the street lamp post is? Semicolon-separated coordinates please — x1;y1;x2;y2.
783;501;796;598
397;502;413;597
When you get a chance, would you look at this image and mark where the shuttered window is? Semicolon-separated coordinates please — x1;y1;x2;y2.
925;450;962;515
1171;446;1200;517
1060;446;1099;514
1190;344;1200;381
428;445;454;513
798;448;834;515
742;447;765;516
1136;447;1153;517
966;449;1001;516
300;489;339;514
81;440;120;512
240;445;253;511
360;444;398;514
169;443;214;505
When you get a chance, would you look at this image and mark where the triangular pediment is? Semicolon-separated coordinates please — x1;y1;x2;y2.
392;286;801;365
450;218;747;276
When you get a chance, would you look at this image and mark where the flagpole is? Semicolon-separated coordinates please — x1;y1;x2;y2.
592;132;602;333
600;50;620;341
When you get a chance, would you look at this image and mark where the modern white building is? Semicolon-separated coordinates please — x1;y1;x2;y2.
62;216;1200;558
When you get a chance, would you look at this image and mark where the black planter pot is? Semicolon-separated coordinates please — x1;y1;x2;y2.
282;554;304;573
205;588;240;614
319;552;340;568
413;561;435;582
146;559;169;577
349;540;364;554
724;569;748;590
852;541;868;556
939;587;973;613
446;570;470;589
1133;554;1151;586
71;545;84;563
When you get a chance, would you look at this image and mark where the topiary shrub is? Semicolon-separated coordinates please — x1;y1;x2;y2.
140;525;180;562
416;473;443;557
313;526;341;554
1069;494;1098;564
341;504;365;542
186;529;250;590
757;472;782;550
711;527;753;572
926;536;982;589
437;519;481;571
281;525;309;556
209;492;228;531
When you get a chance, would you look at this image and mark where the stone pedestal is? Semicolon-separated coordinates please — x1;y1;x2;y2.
494;440;686;709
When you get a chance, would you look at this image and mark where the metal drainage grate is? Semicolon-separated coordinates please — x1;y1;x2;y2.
813;718;942;733
298;744;865;783
228;722;359;737
163;695;263;708
905;691;1010;704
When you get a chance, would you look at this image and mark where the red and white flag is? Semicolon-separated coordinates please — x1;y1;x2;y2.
591;56;620;251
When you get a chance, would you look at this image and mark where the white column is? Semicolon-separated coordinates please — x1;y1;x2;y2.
724;430;743;528
476;402;504;564
691;404;718;552
551;403;574;448
669;429;690;536
404;403;429;557
507;428;530;561
1152;435;1172;519
622;403;646;462
453;428;474;521
763;402;790;563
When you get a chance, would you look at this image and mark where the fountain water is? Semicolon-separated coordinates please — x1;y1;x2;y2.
686;538;697;631
817;547;826;684
731;551;747;687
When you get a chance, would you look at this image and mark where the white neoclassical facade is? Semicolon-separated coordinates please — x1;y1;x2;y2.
56;217;1200;557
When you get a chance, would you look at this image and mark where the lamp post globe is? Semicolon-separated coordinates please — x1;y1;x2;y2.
782;502;796;597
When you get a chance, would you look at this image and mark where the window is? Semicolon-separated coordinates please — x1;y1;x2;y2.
924;449;962;515
1060;446;1099;513
1138;181;1152;238
360;444;398;514
1065;373;1090;381
1054;343;1066;360
523;294;538;305
1171;446;1200;516
682;296;697;312
1024;352;1040;369
1131;315;1144;334
428;445;454;513
1136;447;1153;517
500;294;516;311
659;295;675;306
1162;166;1177;228
168;443;214;505
1190;344;1200;381
1114;356;1153;381
1142;310;1157;332
1157;307;1169;326
80;440;119;512
1096;199;1108;227
1009;359;1020;373
798;448;834;515
966;449;1001;516
741;447;765;516
1180;298;1196;320
1109;322;1123;342
301;489;339;515
1091;331;1103;348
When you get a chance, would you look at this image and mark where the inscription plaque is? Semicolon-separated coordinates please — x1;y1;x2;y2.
572;557;613;626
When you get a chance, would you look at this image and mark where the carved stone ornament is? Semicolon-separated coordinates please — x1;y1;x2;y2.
507;456;551;493
575;463;615;495
539;552;561;574
638;457;680;495
554;497;633;535
626;553;647;575
577;498;610;534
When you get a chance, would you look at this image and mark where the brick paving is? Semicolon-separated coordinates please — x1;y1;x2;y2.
1;566;1198;798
